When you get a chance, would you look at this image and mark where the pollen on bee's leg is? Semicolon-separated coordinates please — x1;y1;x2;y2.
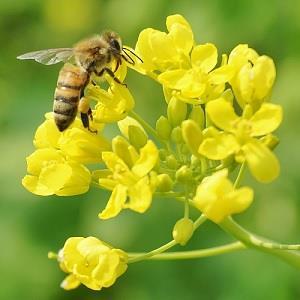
78;96;90;114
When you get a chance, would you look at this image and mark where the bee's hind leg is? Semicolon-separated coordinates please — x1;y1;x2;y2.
78;97;97;133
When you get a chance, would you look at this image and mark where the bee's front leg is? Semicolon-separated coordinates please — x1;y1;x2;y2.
96;68;127;87
78;97;97;133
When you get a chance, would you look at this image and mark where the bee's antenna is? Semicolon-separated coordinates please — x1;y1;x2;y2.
122;47;143;63
121;53;135;65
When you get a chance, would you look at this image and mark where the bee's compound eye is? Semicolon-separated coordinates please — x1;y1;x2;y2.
111;39;121;51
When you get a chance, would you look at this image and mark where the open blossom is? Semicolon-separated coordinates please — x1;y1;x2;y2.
58;237;128;291
98;140;158;219
193;169;254;223
199;98;282;183
22;148;91;196
34;113;110;164
86;82;135;123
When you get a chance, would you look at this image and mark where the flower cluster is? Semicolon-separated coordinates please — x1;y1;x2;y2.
23;14;300;293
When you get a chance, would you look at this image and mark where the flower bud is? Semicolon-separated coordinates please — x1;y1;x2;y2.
181;120;203;156
171;126;183;144
221;89;234;104
172;218;194;246
156;116;172;140
166;155;179;169
261;134;280;150
159;149;168;161
189;105;204;129
112;136;135;167
128;125;148;149
156;174;174;192
167;97;187;127
175;165;193;182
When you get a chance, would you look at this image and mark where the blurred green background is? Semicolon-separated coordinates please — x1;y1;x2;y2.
1;0;300;299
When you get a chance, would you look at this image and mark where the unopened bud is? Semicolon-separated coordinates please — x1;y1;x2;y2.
176;165;193;182
167;97;187;127
221;89;234;104
171;126;183;144
182;120;203;156
128;125;148;149
156;116;172;140
159;149;168;161
112;136;135;166
172;218;194;246
166;155;179;169
189;105;204;129
156;174;174;192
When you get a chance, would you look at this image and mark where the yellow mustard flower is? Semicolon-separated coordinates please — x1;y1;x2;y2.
158;44;235;104
86;82;135;123
199;98;282;183
58;236;128;291
134;14;194;73
22;148;91;196
98;140;159;219
228;44;276;109
34;113;110;164
193;169;254;223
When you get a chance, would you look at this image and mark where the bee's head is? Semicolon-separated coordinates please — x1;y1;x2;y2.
102;31;122;57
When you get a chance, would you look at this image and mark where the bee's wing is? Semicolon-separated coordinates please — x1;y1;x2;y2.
17;48;74;65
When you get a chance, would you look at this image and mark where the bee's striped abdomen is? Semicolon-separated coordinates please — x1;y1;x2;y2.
53;63;88;131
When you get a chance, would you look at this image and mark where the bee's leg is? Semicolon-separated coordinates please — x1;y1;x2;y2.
78;97;97;133
87;108;93;120
98;67;127;87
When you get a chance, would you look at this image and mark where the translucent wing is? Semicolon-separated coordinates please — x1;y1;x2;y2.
17;48;74;65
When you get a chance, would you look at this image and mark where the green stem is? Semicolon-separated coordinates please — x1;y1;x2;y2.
128;240;177;264
233;162;246;189
129;242;245;260
193;214;207;229
219;217;300;269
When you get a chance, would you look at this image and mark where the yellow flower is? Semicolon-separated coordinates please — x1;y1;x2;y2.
86;82;135;123
22;148;91;196
58;236;128;291
98;140;159;219
34;113;110;164
158;44;235;104
228;44;276;109
199;98;282;183
134;14;194;73
193;169;254;223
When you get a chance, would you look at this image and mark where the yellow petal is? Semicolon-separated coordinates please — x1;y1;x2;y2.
39;163;72;193
250;103;283;136
208;65;235;84
191;44;218;73
34;118;61;149
253;56;276;100
132;140;158;177
127;177;152;213
158;69;190;90
242;139;280;183
102;152;129;174
99;184;127;219
117;116;146;140
166;14;192;32
26;148;64;176
206;98;239;132
22;175;54;196
199;132;239;160
60;274;81;290
227;187;254;215
168;23;193;55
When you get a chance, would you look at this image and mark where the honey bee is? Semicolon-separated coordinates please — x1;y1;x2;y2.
17;31;142;132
